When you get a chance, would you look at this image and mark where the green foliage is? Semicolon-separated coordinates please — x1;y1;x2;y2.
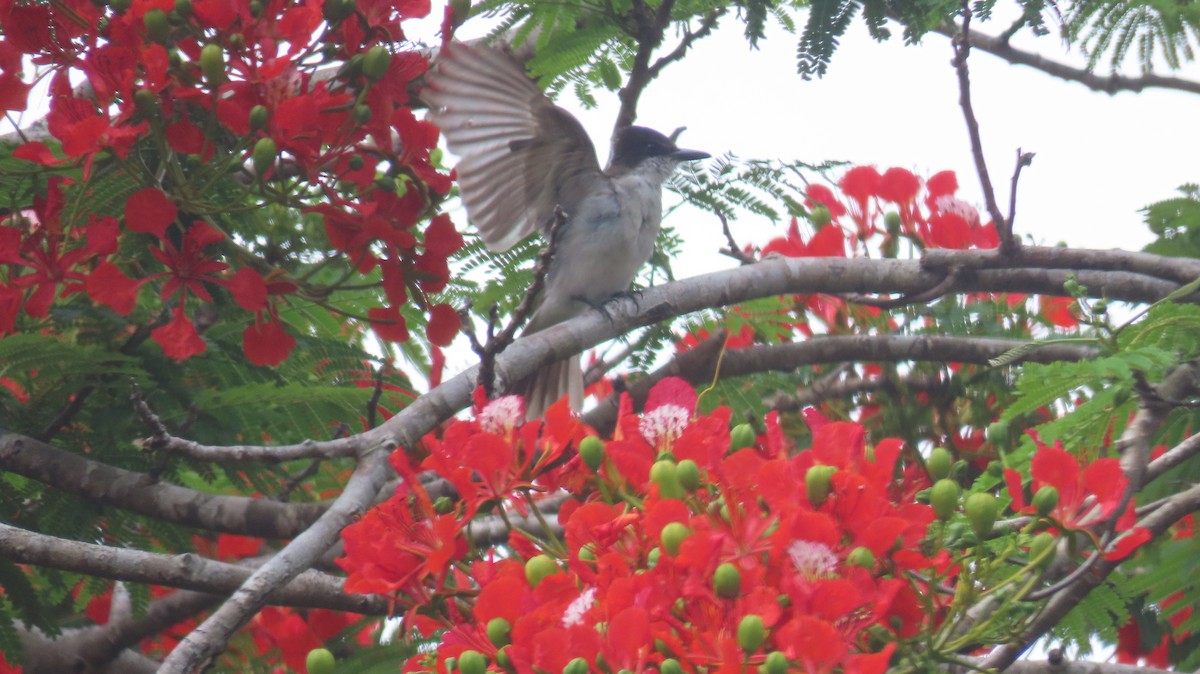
1052;578;1132;654
1066;0;1200;71
1142;184;1200;258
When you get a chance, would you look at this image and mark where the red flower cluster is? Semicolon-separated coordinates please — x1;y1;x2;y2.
339;379;950;674
0;0;461;362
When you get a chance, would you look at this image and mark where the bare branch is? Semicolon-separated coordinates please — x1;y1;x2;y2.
1008;149;1035;229
18;589;215;674
931;23;1200;96
952;2;1014;253
584;333;1098;432
0;520;386;613
0;430;327;538
160;446;392;671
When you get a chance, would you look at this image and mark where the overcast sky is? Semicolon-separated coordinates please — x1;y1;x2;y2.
425;4;1200;276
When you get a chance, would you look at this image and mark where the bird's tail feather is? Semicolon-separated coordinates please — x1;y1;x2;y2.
518;355;583;420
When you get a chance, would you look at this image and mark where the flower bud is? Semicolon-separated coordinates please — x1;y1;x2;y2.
965;492;998;538
930;479;961;522
143;8;170;43
459;650;487;674
660;522;689;556
729;423;756;451
306;648;336;674
524;554;558;588
764;651;788;674
926;447;952;481
564;658;589;674
676;459;700;491
363;45;391;82
200;43;225;86
737;614;766;652
578;436;604;471
846;546;875;569
487;617;511;648
805;465;836;507
1033;486;1059;517
713;562;741;599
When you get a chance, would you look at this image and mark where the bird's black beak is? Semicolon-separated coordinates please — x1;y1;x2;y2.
670;148;710;162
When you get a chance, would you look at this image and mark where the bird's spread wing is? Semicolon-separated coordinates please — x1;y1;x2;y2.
423;42;603;252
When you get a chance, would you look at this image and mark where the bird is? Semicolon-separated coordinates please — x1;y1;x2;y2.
422;42;709;419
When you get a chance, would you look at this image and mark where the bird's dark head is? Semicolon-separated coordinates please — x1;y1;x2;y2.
609;126;709;176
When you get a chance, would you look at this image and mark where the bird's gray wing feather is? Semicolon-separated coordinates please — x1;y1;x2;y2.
423;43;602;252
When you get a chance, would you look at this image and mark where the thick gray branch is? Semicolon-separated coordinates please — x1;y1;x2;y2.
584;334;1098;431
0;521;386;614
160;447;391;672
0;429;326;538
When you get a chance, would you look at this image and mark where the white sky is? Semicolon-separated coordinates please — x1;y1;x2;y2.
424;3;1200;275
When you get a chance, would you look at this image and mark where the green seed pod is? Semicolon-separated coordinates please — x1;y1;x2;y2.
1033;486;1059;517
764;651;788;674
200;43;225;85
660;522;689;556
458;650;487;674
930;479;961;522
578;436;604;471
729;423;756;451
251;137;276;173
965;492;999;538
524;554;558;588
306;648;336;674
884;211;902;233
362;45;391;82
487;617;511;648
846;546;875;569
737;614;766;653
563;658;589;674
713;562;741;599
805;465;837;507
986;420;1010;446
676;459;700;491
143;8;170;43
249;104;269;131
1029;531;1057;568
133;88;157;118
926;447;953;481
650;459;684;499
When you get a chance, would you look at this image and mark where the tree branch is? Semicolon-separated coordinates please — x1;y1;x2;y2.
0;429;327;538
160;446;392;672
583;334;1098;431
931;23;1200;96
951;2;1014;252
18;588;215;674
0;521;387;614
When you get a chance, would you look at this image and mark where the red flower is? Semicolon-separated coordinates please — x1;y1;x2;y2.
242;314;296;366
147;221;228;302
86;262;143;315
1040;296;1078;328
1006;433;1129;530
125;188;178;238
426;303;460;346
762;218;846;258
151;306;207;359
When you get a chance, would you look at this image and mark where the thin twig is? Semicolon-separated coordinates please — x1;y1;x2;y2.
474;206;569;396
951;1;1016;254
1008;149;1035;231
366;365;386;429
715;208;756;265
